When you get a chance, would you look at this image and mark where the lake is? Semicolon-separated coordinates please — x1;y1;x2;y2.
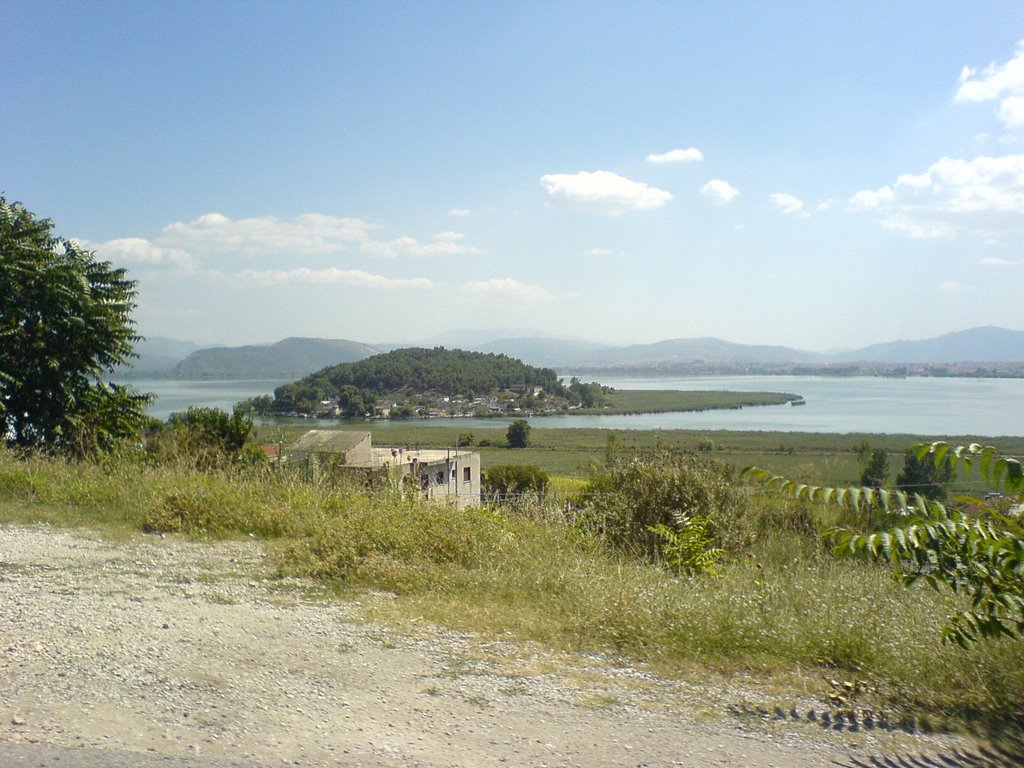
126;374;1024;437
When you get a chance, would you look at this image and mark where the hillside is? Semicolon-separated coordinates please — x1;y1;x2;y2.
114;336;205;377
273;347;572;415
170;337;379;379
463;327;1024;369
833;326;1024;364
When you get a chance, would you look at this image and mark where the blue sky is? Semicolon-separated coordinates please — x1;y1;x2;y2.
3;1;1023;351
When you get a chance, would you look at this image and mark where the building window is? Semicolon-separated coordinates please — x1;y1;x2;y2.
451;468;457;479
463;467;472;482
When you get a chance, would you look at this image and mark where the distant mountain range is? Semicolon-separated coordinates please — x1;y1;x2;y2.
121;326;1024;380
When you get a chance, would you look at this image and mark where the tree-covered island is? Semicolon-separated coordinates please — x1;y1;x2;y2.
260;347;800;419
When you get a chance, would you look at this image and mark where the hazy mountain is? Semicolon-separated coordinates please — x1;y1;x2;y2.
466;328;1024;367
588;338;822;366
833;326;1024;364
374;328;552;352
117;337;205;376
473;337;618;367
135;326;1024;380
170;337;379;379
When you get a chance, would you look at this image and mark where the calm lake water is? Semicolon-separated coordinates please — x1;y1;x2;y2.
127;374;1024;437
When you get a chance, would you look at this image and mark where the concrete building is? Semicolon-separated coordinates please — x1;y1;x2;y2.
288;430;481;508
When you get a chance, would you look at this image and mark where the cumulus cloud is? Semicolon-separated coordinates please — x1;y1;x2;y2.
645;147;704;163
238;268;432;288
463;278;553;303
448;208;471;217
162;212;375;256
956;43;1024;130
699;179;740;205
769;192;806;216
78;237;197;272
849;154;1024;237
540;170;672;214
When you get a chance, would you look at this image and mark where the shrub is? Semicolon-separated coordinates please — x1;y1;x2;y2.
575;453;744;563
483;464;549;500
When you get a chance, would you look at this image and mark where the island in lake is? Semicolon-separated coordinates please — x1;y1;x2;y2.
246;347;800;420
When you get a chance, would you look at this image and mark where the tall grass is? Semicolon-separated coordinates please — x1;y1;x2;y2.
1;447;1020;726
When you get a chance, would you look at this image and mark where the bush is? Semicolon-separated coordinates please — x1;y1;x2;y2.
575;453;744;564
483;464;549;500
146;406;254;469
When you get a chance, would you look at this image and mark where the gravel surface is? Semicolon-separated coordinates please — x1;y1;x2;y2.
0;525;984;767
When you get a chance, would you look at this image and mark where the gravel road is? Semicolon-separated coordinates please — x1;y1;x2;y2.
0;525;985;767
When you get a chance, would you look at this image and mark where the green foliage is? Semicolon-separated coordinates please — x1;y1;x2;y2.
577;453;743;562
239;394;275;416
146;406;254;469
483;463;549;499
746;441;1024;647
0;196;151;455
648;512;723;575
896;446;953;500
855;441;889;488
568;377;606;407
275;347;566;411
506;419;531;448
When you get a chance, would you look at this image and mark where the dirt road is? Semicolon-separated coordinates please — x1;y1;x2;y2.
0;525;987;767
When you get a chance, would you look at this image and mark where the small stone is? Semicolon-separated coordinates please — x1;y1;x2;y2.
12;715;26;726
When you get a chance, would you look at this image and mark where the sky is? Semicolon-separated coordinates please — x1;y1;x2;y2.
3;1;1024;352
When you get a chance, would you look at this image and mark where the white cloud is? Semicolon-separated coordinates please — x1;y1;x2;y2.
448;208;471;217
849;154;1024;237
769;192;806;216
816;198;838;211
699;179;740;205
645;147;704;164
463;278;553;303
159;212;481;259
981;256;1020;265
360;234;483;259
880;215;956;240
162;212;375;256
956;43;1024;131
238;268;432;288
79;237;197;272
540;170;672;214
939;281;967;292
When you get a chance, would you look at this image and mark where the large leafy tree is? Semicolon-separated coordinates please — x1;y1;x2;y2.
0;197;150;455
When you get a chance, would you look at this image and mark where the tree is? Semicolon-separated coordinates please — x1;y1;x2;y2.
895;447;953;500
506;419;530;448
855;442;889;488
0;197;150;455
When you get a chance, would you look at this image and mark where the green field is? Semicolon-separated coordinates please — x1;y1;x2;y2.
255;419;1024;494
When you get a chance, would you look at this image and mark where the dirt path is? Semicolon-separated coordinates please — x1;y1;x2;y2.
0;525;987;767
